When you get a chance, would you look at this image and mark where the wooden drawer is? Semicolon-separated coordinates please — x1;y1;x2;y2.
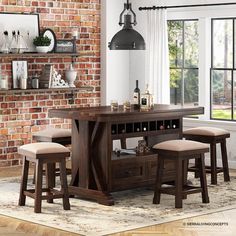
112;164;145;179
111;159;146;191
111;154;158;191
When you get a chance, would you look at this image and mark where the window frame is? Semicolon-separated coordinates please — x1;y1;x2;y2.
210;17;236;121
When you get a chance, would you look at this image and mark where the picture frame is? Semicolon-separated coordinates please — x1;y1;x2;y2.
55;39;76;53
12;60;28;89
39;64;53;89
0;12;40;52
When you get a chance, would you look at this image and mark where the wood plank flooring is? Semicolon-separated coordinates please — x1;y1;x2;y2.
0;166;236;236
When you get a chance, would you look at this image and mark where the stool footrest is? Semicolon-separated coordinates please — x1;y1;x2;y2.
24;188;65;201
24;188;64;200
189;166;223;174
41;193;64;200
41;168;71;176
160;185;202;195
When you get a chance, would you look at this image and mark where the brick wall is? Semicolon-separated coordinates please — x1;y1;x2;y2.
0;0;101;167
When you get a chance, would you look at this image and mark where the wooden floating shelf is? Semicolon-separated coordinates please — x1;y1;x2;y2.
0;86;94;94
0;51;95;57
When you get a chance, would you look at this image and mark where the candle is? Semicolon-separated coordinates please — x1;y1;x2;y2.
72;30;78;38
1;79;8;90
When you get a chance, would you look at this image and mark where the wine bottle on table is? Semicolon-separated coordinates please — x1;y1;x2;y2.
133;80;140;109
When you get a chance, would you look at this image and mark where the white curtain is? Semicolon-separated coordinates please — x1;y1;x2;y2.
145;9;170;104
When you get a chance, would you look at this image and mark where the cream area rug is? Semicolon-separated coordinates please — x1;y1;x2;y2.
0;174;236;236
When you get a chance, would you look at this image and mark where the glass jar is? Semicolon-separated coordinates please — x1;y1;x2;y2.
32;76;39;89
0;74;8;90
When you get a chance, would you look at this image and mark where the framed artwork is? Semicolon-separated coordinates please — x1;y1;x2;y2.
0;13;39;52
12;60;28;89
55;39;76;53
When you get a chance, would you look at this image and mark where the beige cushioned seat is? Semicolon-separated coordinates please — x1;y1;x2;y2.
183;127;229;137
153;140;208;152
33;128;71;138
18;142;70;157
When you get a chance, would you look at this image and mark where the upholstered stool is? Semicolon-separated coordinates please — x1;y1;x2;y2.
183;127;230;185
153;140;209;208
18;142;71;213
32;127;72;185
32;127;71;145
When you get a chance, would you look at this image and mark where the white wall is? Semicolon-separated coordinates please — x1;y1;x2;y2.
101;0;130;105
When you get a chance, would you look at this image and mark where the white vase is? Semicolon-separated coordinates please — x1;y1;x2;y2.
36;46;49;53
65;64;77;87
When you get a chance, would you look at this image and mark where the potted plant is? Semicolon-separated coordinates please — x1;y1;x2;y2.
33;35;51;53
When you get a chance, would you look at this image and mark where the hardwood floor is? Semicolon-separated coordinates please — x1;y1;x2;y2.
0;166;236;236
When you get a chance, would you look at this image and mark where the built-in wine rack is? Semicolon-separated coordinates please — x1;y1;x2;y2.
111;119;180;136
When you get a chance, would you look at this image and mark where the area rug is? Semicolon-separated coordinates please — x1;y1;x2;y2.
0;174;236;236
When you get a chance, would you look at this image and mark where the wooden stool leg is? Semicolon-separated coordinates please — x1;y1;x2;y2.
199;154;209;203
210;143;217;185
35;160;43;213
182;160;188;199
221;140;230;182
19;156;29;206
175;158;183;208
46;163;56;203
32;164;36;184
59;159;70;210
194;158;200;178
153;157;164;204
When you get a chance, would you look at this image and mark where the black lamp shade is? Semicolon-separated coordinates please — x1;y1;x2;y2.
109;28;145;50
108;2;146;50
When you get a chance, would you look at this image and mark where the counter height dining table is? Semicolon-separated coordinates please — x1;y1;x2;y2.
49;104;204;205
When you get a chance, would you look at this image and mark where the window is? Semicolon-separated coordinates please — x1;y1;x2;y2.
168;20;199;106
211;18;236;120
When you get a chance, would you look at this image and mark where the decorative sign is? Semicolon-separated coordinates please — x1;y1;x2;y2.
55;39;76;53
50;67;69;88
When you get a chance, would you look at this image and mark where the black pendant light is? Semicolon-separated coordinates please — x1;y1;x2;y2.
108;0;145;50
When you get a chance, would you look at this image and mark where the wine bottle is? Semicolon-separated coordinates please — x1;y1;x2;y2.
133;80;140;109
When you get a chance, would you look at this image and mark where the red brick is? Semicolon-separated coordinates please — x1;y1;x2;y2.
38;113;47;119
0;141;7;147
37;8;49;13
12;159;20;166
32;1;38;6
29;108;42;113
31;114;38;119
36;120;50;125
39;1;46;7
0;155;7;160
51;9;64;14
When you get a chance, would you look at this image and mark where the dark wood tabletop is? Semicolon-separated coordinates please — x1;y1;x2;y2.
49;104;204;122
